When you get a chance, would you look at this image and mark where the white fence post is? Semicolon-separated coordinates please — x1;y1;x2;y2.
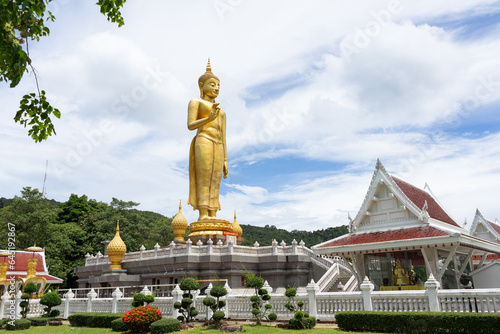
224;282;232;319
87;289;97;313
141;286;152;296
64;289;75;319
306;279;319;318
112;288;123;313
172;284;182;319
0;290;9;319
360;277;374;311
14;290;21;319
425;273;441;312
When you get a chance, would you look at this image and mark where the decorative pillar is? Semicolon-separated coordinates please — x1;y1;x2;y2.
360;277;374;311
0;290;10;319
154;243;161;258
306;279;319;318
272;239;278;255
262;280;273;294
425;273;441;311
111;288;123;313
227;239;234;255
291;239;298;255
139;245;146;260
87;288;97;313
63;289;75;319
224;282;232;319
207;239;213;255
14;290;22;319
172;285;183;319
141;286;152;296
186;239;192;255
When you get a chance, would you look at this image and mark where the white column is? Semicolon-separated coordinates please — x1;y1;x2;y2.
360;277;374;311
186;239;192;255
14;290;22;319
306;280;319;318
141;286;152;296
425;273;441;312
292;239;298;255
111;288;123;313
272;239;278;255
206;283;213;321
0;290;10;319
207;239;213;255
63;289;75;319
87;289;97;313
172;284;183;319
224;282;232;319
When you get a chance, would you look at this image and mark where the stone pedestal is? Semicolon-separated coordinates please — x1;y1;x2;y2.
187;218;237;244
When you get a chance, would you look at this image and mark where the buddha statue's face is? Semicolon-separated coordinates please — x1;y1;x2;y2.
201;78;220;99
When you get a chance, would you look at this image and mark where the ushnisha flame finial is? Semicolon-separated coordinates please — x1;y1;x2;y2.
206;58;212;72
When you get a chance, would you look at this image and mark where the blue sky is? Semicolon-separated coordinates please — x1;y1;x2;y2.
1;0;500;233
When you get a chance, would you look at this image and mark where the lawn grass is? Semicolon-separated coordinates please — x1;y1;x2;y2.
8;323;384;333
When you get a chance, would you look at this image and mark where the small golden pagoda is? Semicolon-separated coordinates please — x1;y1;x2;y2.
171;201;188;242
23;244;46;297
107;221;127;270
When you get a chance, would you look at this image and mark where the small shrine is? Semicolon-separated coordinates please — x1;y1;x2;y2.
0;246;63;296
312;160;500;290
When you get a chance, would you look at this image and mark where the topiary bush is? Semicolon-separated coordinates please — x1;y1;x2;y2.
40;291;62;317
6;319;31;330
283;287;315;329
174;277;200;323
19;281;38;318
131;292;155;307
335;311;500;334
29;317;49;326
68;312;124;328
122;305;162;333
202;283;227;328
245;273;276;325
111;318;128;332
150;318;181;334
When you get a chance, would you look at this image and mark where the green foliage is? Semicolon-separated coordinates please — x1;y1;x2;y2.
1;0;126;142
283;287;314;329
0;188;174;288
240;224;348;247
132;293;146;307
335;311;500;334
202;283;228;328
123;305;162;333
68;312;124;328
245;273;274;325
150;318;181;334
174;277;200;323
29;317;48;326
15;90;61;142
111;318;128;332
5;319;31;330
40;291;62;317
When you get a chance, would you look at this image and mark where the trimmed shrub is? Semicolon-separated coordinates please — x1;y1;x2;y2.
131;292;155;307
40;291;62;317
245;273;276;325
202;283;227;328
122;305;162;333
111;318;128;332
68;312;124;328
29;317;49;326
288;314;316;329
6;319;31;330
174;277;200;323
335;311;500;334
150;318;181;334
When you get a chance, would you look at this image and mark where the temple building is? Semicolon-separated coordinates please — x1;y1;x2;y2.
0;246;63;296
312;160;500;290
74;211;334;294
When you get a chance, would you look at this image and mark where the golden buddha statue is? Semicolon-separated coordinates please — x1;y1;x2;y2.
392;259;409;286
187;59;228;221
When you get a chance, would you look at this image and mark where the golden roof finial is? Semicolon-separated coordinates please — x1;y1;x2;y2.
107;220;126;270
172;200;188;242
232;210;243;237
206;58;212;73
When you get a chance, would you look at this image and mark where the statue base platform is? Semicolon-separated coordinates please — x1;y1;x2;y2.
187;218;242;245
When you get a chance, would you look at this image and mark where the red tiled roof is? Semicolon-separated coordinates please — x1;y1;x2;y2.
392;176;460;228
0;252;47;272
487;219;500;236
316;226;450;248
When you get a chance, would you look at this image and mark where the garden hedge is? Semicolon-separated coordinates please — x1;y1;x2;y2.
5;319;31;331
68;312;124;328
150;318;181;334
335;311;500;334
111;318;128;332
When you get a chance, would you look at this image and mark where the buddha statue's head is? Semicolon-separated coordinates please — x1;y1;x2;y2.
198;59;220;99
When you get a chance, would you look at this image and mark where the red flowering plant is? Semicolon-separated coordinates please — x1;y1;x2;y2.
122;305;162;333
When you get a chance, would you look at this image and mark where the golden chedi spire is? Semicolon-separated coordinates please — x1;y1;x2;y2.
172;200;188;242
232;210;243;237
107;220;127;270
25;243;43;278
0;251;9;280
